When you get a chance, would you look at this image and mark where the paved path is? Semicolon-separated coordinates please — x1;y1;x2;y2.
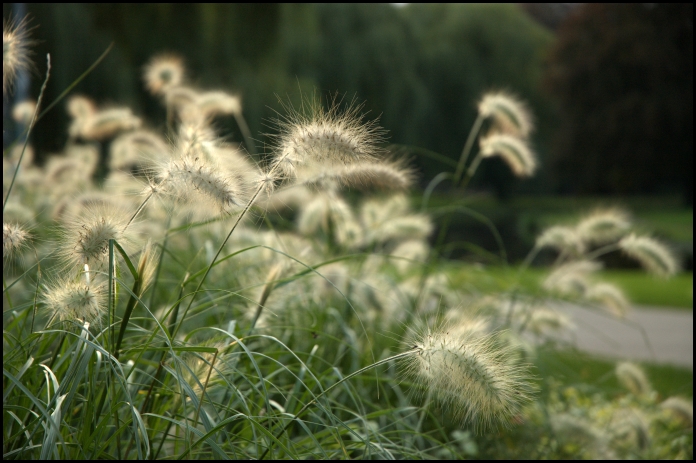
547;304;693;369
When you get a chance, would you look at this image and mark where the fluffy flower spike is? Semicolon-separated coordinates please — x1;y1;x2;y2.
402;322;535;431
272;94;387;180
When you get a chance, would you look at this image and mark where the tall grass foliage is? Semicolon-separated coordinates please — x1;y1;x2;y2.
3;18;692;459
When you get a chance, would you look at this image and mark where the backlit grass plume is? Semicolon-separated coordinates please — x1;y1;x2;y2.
143;54;185;95
535;225;585;255
272;95;386;180
660;397;693;427
110;130;170;171
402;323;535;430
615;362;652;397
3;222;30;260
43;278;105;325
478;91;533;138
3;16;33;94
79;107;142;141
576;209;631;244
301;159;413;192
155;142;252;214
543;260;602;297
58;203;134;272
619;234;679;278
586;282;629;317
12;99;36;126
195;90;242;118
479;133;537;178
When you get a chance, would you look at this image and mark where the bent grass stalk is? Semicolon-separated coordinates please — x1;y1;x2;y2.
258;349;418;460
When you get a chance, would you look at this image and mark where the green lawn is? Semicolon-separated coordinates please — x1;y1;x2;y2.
447;264;693;309
536;348;693;399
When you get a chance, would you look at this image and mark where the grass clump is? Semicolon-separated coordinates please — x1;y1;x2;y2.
3;18;691;460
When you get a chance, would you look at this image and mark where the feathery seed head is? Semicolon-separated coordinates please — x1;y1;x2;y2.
585;282;629;317
402;323;535;430
273;95;386;180
478;92;534;138
3;16;33;94
195;90;242;118
297;192;362;247
143;54;185;95
302;159;413;192
43;278;105;325
165;85;199;110
615;362;652;397
611;408;650;451
3;222;30;260
391;239;429;273
526;308;573;336
536;225;585;255
360;194;432;244
110;130;171;171
576;209;631;244
59;203;133;271
156;145;252;214
619;234;679;278
44;157;93;195
543;260;602;297
257;185;313;213
660;397;693;427
66;95;97;121
445;314;491;340
12;99;36;126
79;108;142;141
479;133;537;178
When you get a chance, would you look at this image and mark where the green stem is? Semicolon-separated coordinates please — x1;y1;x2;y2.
172;160;283;339
124;191;153;231
453;114;485;185
458;152;483;191
3;55;51;212
258;349;417;460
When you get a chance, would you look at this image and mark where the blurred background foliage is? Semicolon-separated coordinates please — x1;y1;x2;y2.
3;3;692;265
6;3;691;201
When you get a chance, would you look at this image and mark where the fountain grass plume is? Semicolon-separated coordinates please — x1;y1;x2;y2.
615;362;652;397
3;16;33;94
479;133;537;178
586;282;629;317
79;107;142;141
155;144;252;214
143;54;185;95
536;225;585;255
619;234;679;278
660;397;693;427
576;208;631;244
478;91;534;138
3;222;30;261
195;90;242;118
271;94;387;180
301;158;414;192
12;99;36;126
58;202;135;272
110;129;170;171
543;260;602;297
402;322;536;431
43;277;105;325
